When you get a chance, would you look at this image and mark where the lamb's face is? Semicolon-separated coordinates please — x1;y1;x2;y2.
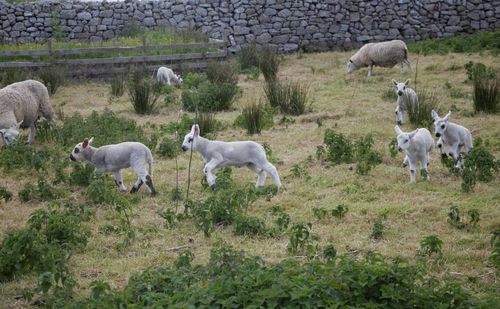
181;124;199;151
431;110;450;138
70;142;85;161
392;80;408;97
346;60;356;73
0;127;20;145
396;132;411;151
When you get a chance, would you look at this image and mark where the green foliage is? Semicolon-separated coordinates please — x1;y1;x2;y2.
110;74;126;97
0;67;30;87
472;74;499;114
18;178;66;202
0;186;13;202
235;100;275;135
181;72;208;89
388;137;398;158
354;134;383;175
312;207;329;220
381;87;397;101
464;61;498;81
0;143;59;173
461;139;498;192
174;250;194;269
444;82;465;98
287;222;318;255
419;235;443;258
370;217;384;240
490;228;500;269
162;112;222;138
37;65;66;95
159;208;177;229
264;80;309;115
407;89;439;129
233;215;269;237
206;60;239;85
319;129;353;164
259;45;280;83
271;206;290;232
447;206;480;230
322;244;337;262
69;162;95;187
157;137;179;159
128;70;161;114
238;43;260;71
331;204;349;219
408;30;500;55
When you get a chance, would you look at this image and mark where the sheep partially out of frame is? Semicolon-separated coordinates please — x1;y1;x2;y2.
395;126;434;183
0;80;55;145
392;79;418;125
155;66;183;86
181;124;282;189
347;40;412;77
70;138;156;195
431;110;473;168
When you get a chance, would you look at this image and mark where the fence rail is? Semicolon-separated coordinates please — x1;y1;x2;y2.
0;39;227;75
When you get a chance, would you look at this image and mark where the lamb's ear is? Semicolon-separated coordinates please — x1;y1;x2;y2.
82;138;89;148
392;79;398;86
404;79;410;86
408;129;418;139
394;125;403;135
88;137;94;145
193;124;200;137
431;110;439;120
443;111;451;122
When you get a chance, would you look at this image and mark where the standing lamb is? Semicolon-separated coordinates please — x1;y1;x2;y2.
0;80;55;145
431;110;473;168
155;66;183;86
347;40;412;77
181;124;282;189
395;126;434;183
392;79;418;125
70;138;156;195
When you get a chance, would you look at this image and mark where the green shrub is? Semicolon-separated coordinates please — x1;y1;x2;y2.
408;30;500;55
69;162;95;187
181;72;208;89
235;100;274;135
0;143;58;173
0;187;13;202
461;138;498;192
381;87;397;101
128;70;161;114
181;79;239;112
206;60;239;85
233;215;268;237
312;207;329;220
287;222;318;255
37;65;66;95
319;129;353;164
110;74;126;97
354;134;382;175
322;244;337;262
0;67;30;87
331;204;349;219
472;75;499;114
258;45;280;83
418;235;443;258
238;43;260;71
264;80;308;115
465;61;497;81
491;228;500;269
388;137;398;158
264;80;288;109
407;89;438;129
271;206;290;232
370;217;384;240
157;137;179;159
18;178;66;202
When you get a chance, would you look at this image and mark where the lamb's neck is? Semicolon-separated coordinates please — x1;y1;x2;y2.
84;146;97;162
194;136;211;160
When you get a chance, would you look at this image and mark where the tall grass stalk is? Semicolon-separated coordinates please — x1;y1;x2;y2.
128;70;160;114
110;74;126;97
37;65;66;95
241;101;266;135
259;46;280;83
406;89;438;129
473;76;499;113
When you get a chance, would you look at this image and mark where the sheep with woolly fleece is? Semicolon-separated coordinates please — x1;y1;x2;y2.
347;40;412;77
392;79;418;125
155;66;183;86
431;110;473;168
70;138;156;195
395;126;434;183
0;80;55;145
181;124;282;189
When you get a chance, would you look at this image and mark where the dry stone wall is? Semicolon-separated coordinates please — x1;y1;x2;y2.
1;0;499;52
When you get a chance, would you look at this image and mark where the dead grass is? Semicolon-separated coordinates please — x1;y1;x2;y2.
1;51;499;307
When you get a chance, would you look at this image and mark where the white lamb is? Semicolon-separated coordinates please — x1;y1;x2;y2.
431;110;473;168
347;40;412;77
395;125;434;183
181;124;282;189
155;66;182;86
0;80;55;145
70;138;156;195
392;79;418;125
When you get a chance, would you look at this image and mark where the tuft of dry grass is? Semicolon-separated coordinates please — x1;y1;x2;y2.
0;51;499;307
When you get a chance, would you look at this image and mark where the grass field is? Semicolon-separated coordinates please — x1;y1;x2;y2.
0;50;499;306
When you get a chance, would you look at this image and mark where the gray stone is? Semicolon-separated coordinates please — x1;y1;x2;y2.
278;9;291;18
78;12;92;21
256;32;272;44
283;43;298;52
143;17;155;27
60;10;76;19
234;25;250;35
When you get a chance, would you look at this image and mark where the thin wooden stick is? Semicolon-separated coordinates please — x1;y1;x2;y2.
165;244;192;252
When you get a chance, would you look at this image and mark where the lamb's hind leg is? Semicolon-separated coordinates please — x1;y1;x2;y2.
204;158;223;189
262;162;282;188
131;162;156;195
247;163;266;187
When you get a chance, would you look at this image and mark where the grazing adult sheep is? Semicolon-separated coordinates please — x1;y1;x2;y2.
395;126;434;183
0;80;55;145
347;40;412;77
181;124;282;189
431;110;473;168
70;138;156;195
392;79;418;125
155;66;183;86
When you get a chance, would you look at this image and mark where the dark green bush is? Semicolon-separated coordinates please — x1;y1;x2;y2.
238;43;260;71
491;228;500;269
157;137;179;159
18;178;66;202
181;72;208;89
354;134;383;175
331;204;349;219
0;186;13;202
69;162;95;187
408;30;500;55
110;74;126;97
287;222;318;255
312;207;329;220
319;129;353;164
206;60;239;85
0;143;58;173
407;89;439;129
0;67;30;87
37;65;66;95
259;45;280;83
264;80;308;115
128;70;161;114
473;75;499;114
371;217;384;240
233;215;268;237
271;206;290;232
461;138;498;192
235;101;274;135
465;61;498;81
418;235;443;258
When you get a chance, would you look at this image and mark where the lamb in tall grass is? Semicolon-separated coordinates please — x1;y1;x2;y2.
431;110;473;168
155;66;182;86
0;80;55;145
395;126;434;182
347;40;412;77
392;79;418;125
181;124;282;189
70;138;156;195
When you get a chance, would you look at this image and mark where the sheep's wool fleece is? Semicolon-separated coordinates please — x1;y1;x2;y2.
351;40;408;68
0;80;54;129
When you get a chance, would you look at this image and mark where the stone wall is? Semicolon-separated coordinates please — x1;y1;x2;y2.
1;0;499;52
